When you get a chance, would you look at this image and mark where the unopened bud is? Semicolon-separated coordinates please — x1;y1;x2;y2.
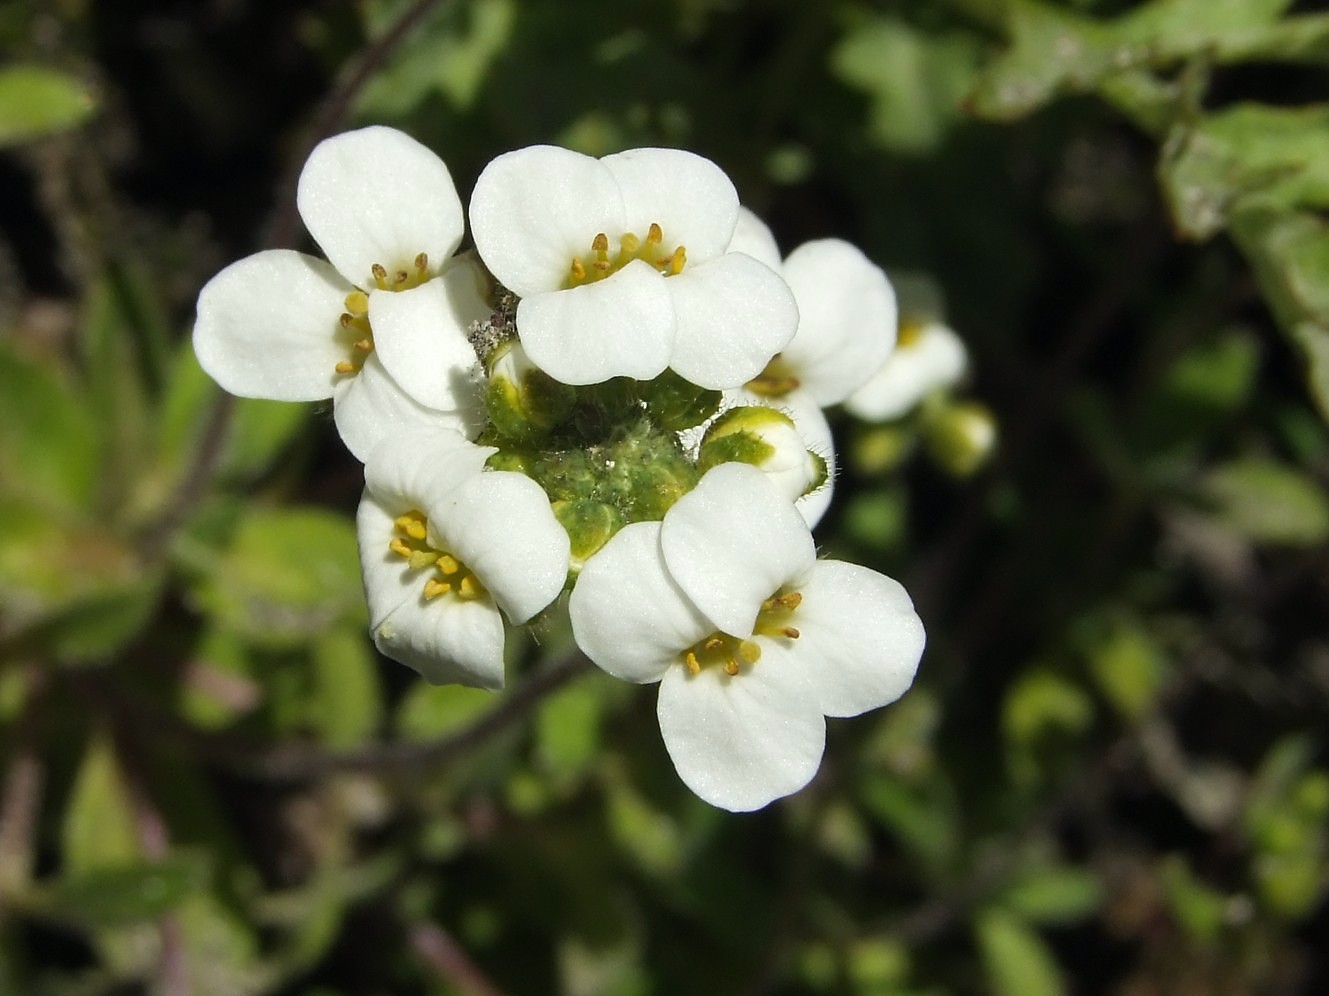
639;369;722;430
699;406;822;504
485;341;575;442
921;400;996;477
552;499;624;572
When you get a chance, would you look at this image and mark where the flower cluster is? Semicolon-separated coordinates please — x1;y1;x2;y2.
194;126;929;810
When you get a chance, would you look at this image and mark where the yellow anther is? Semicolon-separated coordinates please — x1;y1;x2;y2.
458;574;483;600
408;550;437;570
335;361;355;374
353;338;373;353
898;320;925;348
724;659;740;676
591;232;610;257
389;538;413;559
781;592;802;611
423;578;451;600
436;554;460;575
339;313;355;328
647;222;663;244
619;232;640;253
394;270;409;285
669;246;687;275
685;651;701;675
781;627;800;639
738;640;762;663
570;258;586;281
344;291;370;314
593;260;611;273
372;263;389;289
704;636;725;651
414;252;428;273
395;514;428;540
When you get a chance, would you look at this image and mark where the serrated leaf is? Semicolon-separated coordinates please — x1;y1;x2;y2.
196;506;365;647
61;734;140;876
0;64;96;146
1200;457;1329;546
40;854;208;928
974;908;1066;996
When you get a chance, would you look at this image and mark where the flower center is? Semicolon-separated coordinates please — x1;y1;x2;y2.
334;253;431;376
680;589;802;677
566;223;687;288
897;319;924;349
744;354;800;398
387;510;487;602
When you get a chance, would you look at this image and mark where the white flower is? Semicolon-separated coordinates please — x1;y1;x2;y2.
569;463;924;811
357;429;570;690
193;126;487;460
843;319;968;422
468;146;798;388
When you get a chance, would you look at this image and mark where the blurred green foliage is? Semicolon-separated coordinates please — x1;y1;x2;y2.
1;0;1327;993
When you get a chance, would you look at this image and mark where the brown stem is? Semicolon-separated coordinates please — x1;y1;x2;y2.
410;921;506;996
0;669;47;917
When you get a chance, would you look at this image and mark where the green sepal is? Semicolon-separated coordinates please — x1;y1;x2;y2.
552;499;624;570
639;369;722;430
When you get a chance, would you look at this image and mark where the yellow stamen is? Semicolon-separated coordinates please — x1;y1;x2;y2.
395;515;428;540
898;320;925;348
685;651;701;675
423;579;451;600
669;246;686;275
591;232;610;258
414;251;428;274
458;574;483;599
436;554;460;575
344;290;369;314
780;627;800;639
646;222;663;244
570;258;586;281
619;232;640;253
389;538;413;559
724;659;740;676
738;640;762;663
704;636;725;651
335;361;355;374
372;263;389;290
353;338;373;353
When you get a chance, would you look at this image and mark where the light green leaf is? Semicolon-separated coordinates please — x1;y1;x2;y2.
308;627;383;747
999;866;1104;925
1085;618;1167;721
197;507;365;647
1161;855;1227;942
975;907;1066;996
535;678;602;779
395;681;494;741
858;774;959;868
1200;457;1329;546
61;734;140;876
40;854;208;928
1290;322;1329;423
1002;670;1094;746
0;64;96;146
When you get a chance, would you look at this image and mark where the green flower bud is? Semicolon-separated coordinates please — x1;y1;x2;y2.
698;406;822;503
920;399;996;477
851;424;914;475
639;368;722;430
552;499;624;571
485;341;576;443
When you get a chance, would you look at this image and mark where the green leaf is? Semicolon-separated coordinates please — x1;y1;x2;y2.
196;506;365;647
0;64;96;146
858;774;959;868
535;677;603;779
1199;457;1329;546
830;16;981;154
61;734;140;876
975;908;1066;996
1290;322;1329;423
40;855;208;928
395;681;494;741
999;866;1104;925
1002;670;1094;746
1084;617;1167;721
307;627;382;747
1161;855;1227;943
1161;104;1329;240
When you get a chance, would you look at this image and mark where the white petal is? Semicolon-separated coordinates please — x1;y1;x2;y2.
656;643;825;811
363;428;496;511
431;472;569;624
297;126;465;289
356;492;506;689
368;262;487;411
516;260;675;385
601;148;738;263
193;250;351;401
469;145;625;297
844;322;969;422
667;253;799;390
791;560;925;718
661;462;816;637
726;207;783;271
333;354;479;462
568;522;713;684
780;240;898;406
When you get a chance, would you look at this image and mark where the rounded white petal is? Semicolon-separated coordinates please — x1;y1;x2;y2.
656;643;825;811
296;126;465;289
569;522;713;684
667;253;799;390
469;145;625;297
781;240;898;406
356;492;506;690
844;322;969;422
791;560;925;718
368;263;487;411
774;389;836;529
194;250;352;401
661;462;816;637
516;260;675;385
726;206;783;271
333;354;479;462
431;472;569;624
363;428;496;511
600;147;738;263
